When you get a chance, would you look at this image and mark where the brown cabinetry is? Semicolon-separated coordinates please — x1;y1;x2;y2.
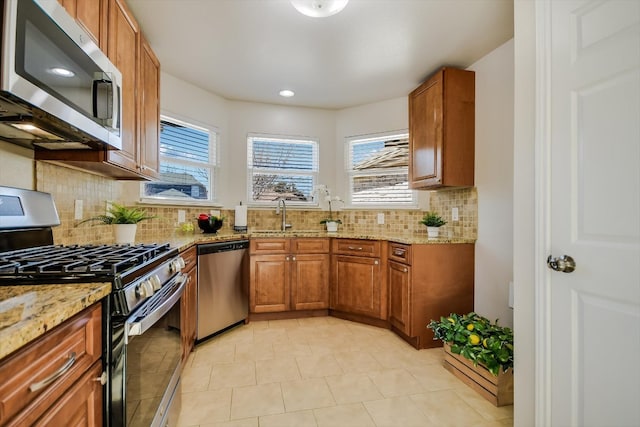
180;246;197;364
39;0;161;180
409;67;475;189
58;0;107;49
250;238;329;313
387;242;475;349
330;239;387;320
0;303;103;426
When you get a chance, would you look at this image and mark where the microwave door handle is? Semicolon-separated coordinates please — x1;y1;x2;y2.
92;72;119;130
125;274;187;342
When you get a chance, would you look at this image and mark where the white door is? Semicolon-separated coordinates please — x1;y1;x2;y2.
538;0;640;426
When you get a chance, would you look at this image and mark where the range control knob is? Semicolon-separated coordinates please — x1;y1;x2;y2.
169;257;186;273
136;280;155;298
149;275;162;291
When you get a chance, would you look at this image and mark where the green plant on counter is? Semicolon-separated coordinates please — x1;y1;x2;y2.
427;312;513;376
79;203;156;225
420;211;447;227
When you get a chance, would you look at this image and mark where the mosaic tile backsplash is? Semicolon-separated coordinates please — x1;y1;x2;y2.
34;162;477;245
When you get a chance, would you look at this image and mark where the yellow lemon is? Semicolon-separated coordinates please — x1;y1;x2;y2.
447;317;455;324
466;324;474;331
483;338;488;348
469;334;480;345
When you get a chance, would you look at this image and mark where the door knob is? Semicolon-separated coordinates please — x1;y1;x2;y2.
547;255;576;273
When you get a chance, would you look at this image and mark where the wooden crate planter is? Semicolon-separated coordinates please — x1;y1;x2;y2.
443;342;513;406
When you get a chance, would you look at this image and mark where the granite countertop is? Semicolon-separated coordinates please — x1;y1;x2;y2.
161;230;476;252
0;282;111;360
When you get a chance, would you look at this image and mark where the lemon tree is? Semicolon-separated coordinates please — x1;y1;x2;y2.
427;312;513;376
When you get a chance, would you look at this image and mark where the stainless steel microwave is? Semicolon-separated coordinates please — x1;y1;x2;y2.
0;0;122;150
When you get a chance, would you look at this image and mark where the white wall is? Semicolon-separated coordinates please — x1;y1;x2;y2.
468;40;515;328
513;0;536;423
0;141;35;190
225;101;336;208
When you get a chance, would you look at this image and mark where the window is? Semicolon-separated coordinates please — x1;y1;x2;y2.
143;117;217;202
247;134;318;205
346;132;416;206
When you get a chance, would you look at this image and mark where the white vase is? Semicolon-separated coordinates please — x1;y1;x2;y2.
114;224;137;244
325;221;339;232
427;226;440;238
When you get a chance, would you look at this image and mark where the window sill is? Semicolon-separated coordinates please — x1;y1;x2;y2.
138;198;223;208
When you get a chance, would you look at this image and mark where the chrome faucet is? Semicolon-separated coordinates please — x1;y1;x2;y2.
276;199;292;231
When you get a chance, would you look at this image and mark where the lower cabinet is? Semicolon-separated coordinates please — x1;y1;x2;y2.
180;246;197;363
249;238;330;313
388;260;411;333
0;303;103;426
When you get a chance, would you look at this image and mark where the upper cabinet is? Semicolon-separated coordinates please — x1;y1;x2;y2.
408;67;475;189
41;0;160;180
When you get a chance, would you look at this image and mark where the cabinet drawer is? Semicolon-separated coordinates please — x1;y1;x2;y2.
180;245;197;272
293;238;330;254
388;243;411;264
332;239;380;257
250;238;290;254
0;303;102;426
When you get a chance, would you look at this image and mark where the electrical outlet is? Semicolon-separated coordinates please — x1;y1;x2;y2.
74;200;83;220
178;210;186;223
377;213;385;225
210;209;221;217
452;207;459;221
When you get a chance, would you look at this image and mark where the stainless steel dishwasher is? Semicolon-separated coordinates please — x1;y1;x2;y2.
197;240;249;341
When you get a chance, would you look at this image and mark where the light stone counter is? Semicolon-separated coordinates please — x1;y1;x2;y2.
0;283;111;360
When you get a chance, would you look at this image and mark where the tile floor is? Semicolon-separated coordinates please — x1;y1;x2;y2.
178;317;513;427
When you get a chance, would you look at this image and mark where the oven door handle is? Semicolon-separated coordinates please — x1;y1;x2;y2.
125;274;186;340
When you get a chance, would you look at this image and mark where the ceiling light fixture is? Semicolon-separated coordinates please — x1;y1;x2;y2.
279;89;295;97
48;67;75;77
290;0;349;18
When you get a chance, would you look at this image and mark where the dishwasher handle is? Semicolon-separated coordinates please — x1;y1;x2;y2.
198;240;249;255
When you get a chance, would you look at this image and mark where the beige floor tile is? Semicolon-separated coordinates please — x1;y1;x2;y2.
471;418;514;427
406;362;467;391
281;378;336;412
209;360;256;389
296;353;343;378
363;396;434;427
230;383;284;419
192;341;236;366
247;320;269;330
314;403;376;427
234;341;274;361
267;318;302;329
333;351;383;373
259;410;317;427
199;417;259;427
182;364;212;392
325;372;384;404
179;389;232;425
296;316;330;327
254;327;290;345
368;368;426;397
454;387;514;421
272;341;313;358
256;357;301;384
214;325;255;345
411;389;486;427
369;348;416;370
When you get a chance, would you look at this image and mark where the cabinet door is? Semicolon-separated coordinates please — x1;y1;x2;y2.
388;260;411;335
250;255;290;313
409;70;443;188
180;266;197;364
291;254;329;310
34;361;103;427
331;255;382;319
58;0;105;48
138;34;160;179
107;0;139;172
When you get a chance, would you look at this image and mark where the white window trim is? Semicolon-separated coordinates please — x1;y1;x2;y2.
140;113;219;205
247;133;319;208
344;130;418;209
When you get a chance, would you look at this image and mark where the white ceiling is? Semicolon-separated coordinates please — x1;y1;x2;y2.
127;0;514;110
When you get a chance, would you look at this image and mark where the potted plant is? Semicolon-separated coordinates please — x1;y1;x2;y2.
319;197;343;232
428;312;514;406
79;203;155;244
420;211;447;238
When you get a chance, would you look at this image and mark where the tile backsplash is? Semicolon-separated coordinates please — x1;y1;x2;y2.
34;162;477;244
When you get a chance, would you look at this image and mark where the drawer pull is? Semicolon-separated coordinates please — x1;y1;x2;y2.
347;246;363;251
393;249;405;256
29;352;76;392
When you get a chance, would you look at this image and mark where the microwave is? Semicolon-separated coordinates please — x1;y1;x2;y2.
0;0;122;150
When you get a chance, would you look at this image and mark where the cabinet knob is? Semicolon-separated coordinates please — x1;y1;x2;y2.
374;260;379;265
286;256;290;261
292;256;296;261
404;268;408;272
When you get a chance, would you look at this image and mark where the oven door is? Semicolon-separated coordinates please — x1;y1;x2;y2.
116;273;186;427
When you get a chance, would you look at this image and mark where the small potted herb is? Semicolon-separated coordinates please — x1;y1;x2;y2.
420;211;447;238
79;203;155;244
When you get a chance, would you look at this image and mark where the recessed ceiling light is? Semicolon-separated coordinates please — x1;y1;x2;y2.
48;67;75;77
290;0;349;18
279;89;295;98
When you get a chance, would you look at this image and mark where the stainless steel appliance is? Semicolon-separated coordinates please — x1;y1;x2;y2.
0;0;122;150
0;186;184;427
197;240;249;341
